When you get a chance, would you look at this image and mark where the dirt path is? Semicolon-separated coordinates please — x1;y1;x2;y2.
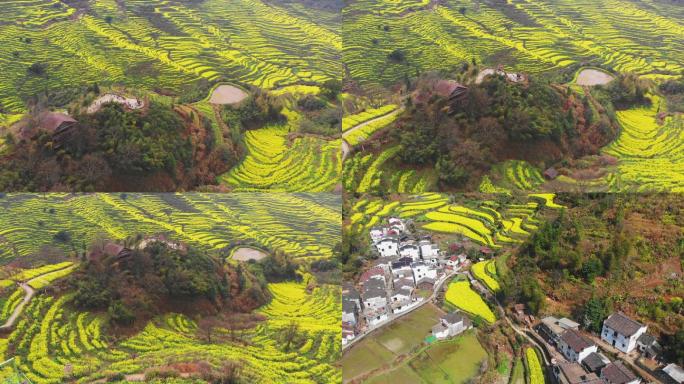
0;283;34;331
342;107;403;143
0;264;75;331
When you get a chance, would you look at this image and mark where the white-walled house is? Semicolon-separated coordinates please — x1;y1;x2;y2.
361;279;387;309
342;298;358;326
559;329;598;363
388;217;406;232
376;237;399;258
601;312;647;353
419;239;440;259
369;227;384;243
390;259;413;278
399;243;420;261
432;311;471;340
412;262;437;284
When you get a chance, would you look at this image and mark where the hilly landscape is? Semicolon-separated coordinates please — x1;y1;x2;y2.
342;0;684;193
0;0;342;192
0;193;342;383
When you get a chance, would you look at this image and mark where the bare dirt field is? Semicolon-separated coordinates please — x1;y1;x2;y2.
209;85;249;105
231;247;269;261
575;69;614;86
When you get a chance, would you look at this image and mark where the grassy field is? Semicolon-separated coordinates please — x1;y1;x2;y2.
342;304;487;384
0;193;341;383
409;332;487;384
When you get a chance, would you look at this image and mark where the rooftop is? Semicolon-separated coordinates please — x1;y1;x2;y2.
561;329;595;353
604;312;644;337
601;362;638;384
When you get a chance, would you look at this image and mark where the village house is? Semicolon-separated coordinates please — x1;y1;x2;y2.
387;217;406;233
391;286;412;303
662;364;684;384
398;242;420;261
411;262;437;285
361;279;387;309
369;227;385;243
582;352;611;374
342;298;359;326
635;333;661;360
601;312;647;353
375;236;399;258
342;323;355;345
558;329;598;363
432;311;471;340
390;258;413;278
600;362;640;384
419;239;440;259
359;267;386;285
554;363;604;384
539;316;580;344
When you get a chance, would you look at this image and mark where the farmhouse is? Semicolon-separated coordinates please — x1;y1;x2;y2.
582;352;610;374
399;242;420;261
544;167;559;180
539;316;580;344
342;299;358;326
432;310;471;340
601;362;640;384
601;312;647;353
411;262;437;285
554;363;603;384
361;279;387;309
419;239;440;259
342;323;355;345
635;333;661;360
390;258;412;277
375;236;399;258
558;329;598;363
662;364;684;384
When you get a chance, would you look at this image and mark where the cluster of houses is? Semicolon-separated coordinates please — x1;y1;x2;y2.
537;311;682;384
342;217;470;346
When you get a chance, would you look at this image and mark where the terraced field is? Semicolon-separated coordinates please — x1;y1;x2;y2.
343;147;433;193
444;280;496;323
0;0;340;118
344;0;684;87
220;109;342;192
0;193;341;263
0;193;341;383
603;95;684;192
348;193;561;249
0;280;340;383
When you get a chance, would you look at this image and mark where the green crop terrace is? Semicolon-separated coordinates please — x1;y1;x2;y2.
0;0;339;118
344;0;684;87
0;193;341;263
0;193;341;383
348;192;563;249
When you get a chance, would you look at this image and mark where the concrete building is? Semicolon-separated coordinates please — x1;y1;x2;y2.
601;313;647;353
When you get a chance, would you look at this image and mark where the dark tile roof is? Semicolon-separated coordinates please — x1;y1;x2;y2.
342;299;356;314
561;329;595;353
604;312;644;337
583;352;608;373
558;363;601;384
601;362;638;384
442;311;466;325
637;333;655;346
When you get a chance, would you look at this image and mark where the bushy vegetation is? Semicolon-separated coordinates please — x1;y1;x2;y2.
502;194;683;340
391;75;584;189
